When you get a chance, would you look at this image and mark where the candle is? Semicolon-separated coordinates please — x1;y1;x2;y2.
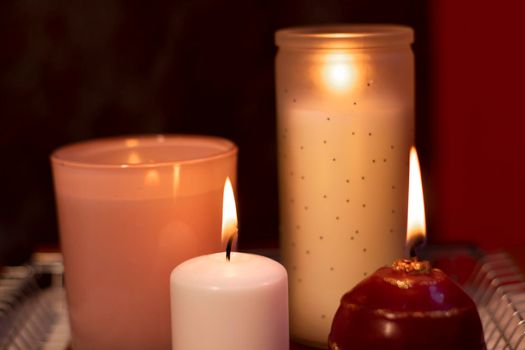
275;25;414;346
50;135;237;350
328;148;486;350
328;260;486;350
170;178;289;350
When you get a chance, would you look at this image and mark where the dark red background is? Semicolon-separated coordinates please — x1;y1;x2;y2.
431;0;525;249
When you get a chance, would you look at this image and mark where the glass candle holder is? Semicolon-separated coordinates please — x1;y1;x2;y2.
275;25;414;347
51;135;237;350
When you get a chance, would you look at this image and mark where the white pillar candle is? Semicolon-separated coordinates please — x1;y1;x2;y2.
170;252;289;350
170;177;289;350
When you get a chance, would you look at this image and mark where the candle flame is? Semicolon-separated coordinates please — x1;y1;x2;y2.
127;151;141;164
322;53;357;92
172;164;181;196
145;169;160;186
406;147;426;254
221;177;238;243
125;138;139;148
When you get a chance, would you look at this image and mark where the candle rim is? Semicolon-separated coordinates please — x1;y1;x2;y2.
275;24;414;49
51;134;238;169
171;252;288;290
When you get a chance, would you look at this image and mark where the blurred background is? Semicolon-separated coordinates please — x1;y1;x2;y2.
0;0;523;265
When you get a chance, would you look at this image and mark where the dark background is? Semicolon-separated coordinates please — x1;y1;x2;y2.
3;0;522;265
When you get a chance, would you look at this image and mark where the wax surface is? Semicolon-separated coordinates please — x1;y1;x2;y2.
170;252;289;350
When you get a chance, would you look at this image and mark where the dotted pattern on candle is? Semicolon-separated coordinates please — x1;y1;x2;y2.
277;86;411;342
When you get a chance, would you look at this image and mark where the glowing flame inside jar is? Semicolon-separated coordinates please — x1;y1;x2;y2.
322;53;357;92
406;146;426;255
144;169;160;186
124;138;139;148
221;177;238;259
127;151;141;164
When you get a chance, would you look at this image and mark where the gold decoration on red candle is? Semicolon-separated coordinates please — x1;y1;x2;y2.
406;146;426;256
222;177;238;260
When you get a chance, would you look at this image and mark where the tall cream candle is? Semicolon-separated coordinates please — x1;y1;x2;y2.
275;25;414;347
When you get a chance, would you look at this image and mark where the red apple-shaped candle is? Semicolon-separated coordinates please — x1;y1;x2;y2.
328;148;486;350
328;258;486;350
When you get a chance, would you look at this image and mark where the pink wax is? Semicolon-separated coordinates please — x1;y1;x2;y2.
51;135;237;350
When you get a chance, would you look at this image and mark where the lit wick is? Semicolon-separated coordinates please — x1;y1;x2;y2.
222;177;238;262
226;235;234;261
406;146;426;259
408;234;425;259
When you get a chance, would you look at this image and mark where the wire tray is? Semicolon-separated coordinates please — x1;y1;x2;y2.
465;252;525;350
1;250;524;349
0;254;69;350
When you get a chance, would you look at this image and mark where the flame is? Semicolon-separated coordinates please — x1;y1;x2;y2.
125;138;139;148
127;151;141;164
221;177;238;242
172;164;181;196
322;53;357;92
406;146;426;249
145;169;159;186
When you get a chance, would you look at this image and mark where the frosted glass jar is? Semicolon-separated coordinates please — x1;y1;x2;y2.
51;135;237;350
275;25;414;347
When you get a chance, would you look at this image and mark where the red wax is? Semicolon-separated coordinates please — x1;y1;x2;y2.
328;259;486;350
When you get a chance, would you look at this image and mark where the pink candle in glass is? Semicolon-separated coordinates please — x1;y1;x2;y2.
51;135;237;350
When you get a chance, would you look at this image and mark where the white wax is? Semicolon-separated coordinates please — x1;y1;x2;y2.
278;107;410;345
170;252;289;350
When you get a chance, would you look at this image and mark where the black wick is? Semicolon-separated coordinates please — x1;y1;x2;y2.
409;236;425;259
409;244;418;259
226;235;234;261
